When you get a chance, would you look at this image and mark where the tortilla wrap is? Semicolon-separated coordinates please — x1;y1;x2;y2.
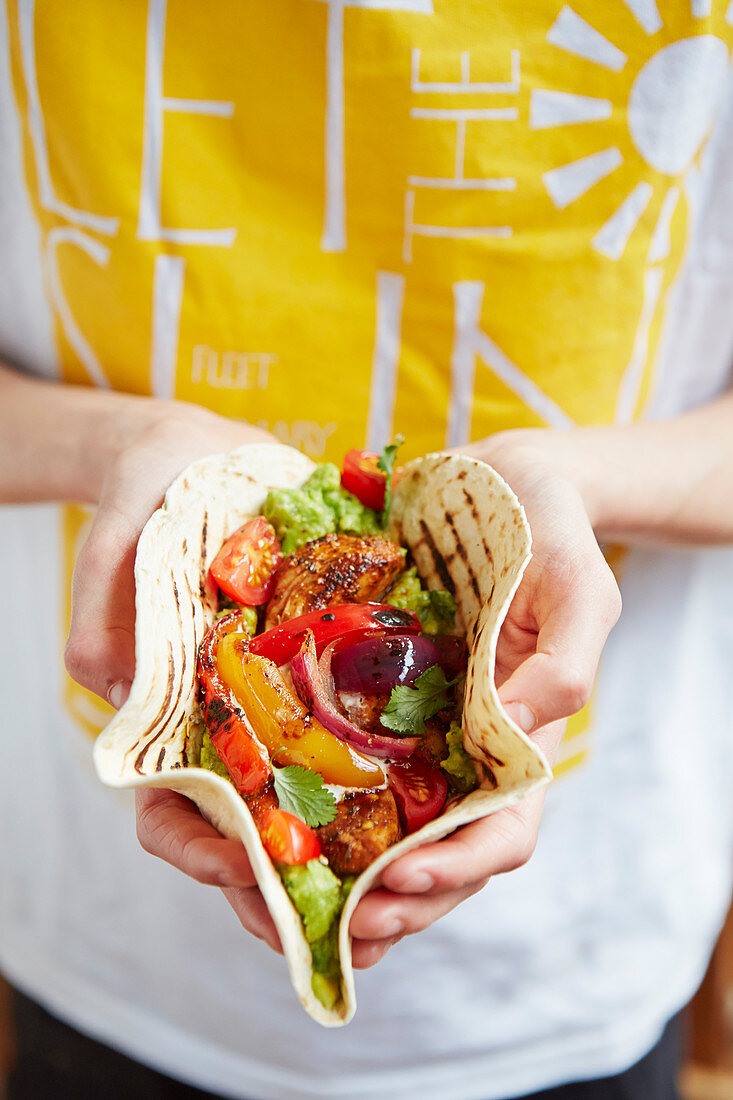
94;443;552;1026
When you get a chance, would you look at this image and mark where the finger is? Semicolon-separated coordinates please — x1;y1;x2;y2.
351;935;403;970
222;886;283;954
349;883;485;941
136;788;256;888
382;791;545;895
64;440;198;700
499;556;621;736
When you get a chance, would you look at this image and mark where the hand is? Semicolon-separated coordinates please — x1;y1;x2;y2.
64;401;273;707
64;398;284;949
348;429;622;968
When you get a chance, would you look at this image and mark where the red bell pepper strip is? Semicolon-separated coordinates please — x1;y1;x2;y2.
197;616;270;796
249;602;421;666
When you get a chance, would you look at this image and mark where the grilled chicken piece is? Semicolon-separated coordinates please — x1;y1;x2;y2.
337;690;391;734
265;534;405;629
245;781;278;829
316;788;402;875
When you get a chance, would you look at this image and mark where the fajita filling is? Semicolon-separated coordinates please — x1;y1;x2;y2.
196;447;478;1008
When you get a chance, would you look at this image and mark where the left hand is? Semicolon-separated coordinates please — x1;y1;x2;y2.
348;430;621;968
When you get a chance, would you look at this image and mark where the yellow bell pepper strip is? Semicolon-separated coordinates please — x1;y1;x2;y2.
216;632;385;789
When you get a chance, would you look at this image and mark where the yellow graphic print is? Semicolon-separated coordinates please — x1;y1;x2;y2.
7;0;733;769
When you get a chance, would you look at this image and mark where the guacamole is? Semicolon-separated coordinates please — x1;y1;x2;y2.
215;601;258;636
387;566;457;634
309;922;342;1010
279;858;342;942
279;861;355;1009
441;721;479;794
263;464;379;555
199;731;232;781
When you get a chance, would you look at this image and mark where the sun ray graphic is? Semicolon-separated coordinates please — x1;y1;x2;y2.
547;7;627;69
538;3;732;262
621;0;662;35
591;181;652;260
646;185;680;263
530;90;612;129
542;148;622;210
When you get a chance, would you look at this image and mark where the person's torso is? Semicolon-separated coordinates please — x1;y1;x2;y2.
2;4;733;1098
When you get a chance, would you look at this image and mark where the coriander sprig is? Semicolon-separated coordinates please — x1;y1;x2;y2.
378;434;404;527
272;764;337;828
380;665;459;737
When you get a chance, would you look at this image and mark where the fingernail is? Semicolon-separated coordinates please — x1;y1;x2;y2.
107;680;130;710
397;871;433;893
503;702;537;734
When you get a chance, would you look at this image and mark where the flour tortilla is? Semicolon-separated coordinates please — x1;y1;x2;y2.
94;443;551;1027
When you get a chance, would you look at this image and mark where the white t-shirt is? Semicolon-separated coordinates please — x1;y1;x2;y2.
1;5;733;1099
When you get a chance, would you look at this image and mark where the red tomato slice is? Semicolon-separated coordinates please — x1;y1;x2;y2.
341;449;388;511
388;757;448;834
209;517;282;606
259;809;322;865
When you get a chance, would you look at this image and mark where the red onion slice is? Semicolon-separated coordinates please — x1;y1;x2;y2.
329;634;444;694
291;631;418;761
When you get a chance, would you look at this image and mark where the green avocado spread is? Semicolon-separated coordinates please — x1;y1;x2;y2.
279;860;355;1010
262;464;380;555
441;721;479;794
214;601;258;635
199;731;231;781
387;565;457;634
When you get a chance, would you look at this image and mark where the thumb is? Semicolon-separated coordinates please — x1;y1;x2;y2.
498;569;621;747
64;500;138;703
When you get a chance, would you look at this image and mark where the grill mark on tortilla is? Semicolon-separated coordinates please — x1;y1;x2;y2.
481;766;499;790
444;511;481;601
459;492;496;576
461;487;480;525
417;521;455;595
134;578;190;773
122;642;176;770
128;641;175;771
199;514;209;599
156;747;166;771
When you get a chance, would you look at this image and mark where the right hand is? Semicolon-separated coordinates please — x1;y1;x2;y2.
64;399;284;952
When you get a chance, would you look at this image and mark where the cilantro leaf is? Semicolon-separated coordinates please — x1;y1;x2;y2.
378;433;404;527
272;765;337;828
380;665;457;737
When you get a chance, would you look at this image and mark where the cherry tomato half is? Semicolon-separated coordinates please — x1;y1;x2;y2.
341;449;389;511
388;757;448;834
209;517;282;606
259;808;322;865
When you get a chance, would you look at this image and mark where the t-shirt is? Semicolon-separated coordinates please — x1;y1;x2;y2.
2;3;733;1098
